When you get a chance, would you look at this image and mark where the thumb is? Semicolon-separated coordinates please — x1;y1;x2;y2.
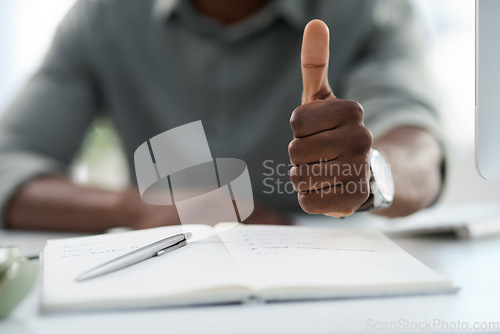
301;19;335;104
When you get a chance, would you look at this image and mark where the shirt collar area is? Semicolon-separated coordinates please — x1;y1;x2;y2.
274;0;309;31
152;0;177;22
152;0;308;38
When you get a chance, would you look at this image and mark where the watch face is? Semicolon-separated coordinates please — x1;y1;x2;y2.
371;150;395;202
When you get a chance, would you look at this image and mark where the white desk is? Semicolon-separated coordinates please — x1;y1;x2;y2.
1;216;499;334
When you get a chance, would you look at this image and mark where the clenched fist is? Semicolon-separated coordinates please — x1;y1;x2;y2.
288;20;373;217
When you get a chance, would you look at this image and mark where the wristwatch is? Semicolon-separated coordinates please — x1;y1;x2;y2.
358;149;395;212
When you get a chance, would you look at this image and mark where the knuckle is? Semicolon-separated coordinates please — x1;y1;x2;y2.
345;100;364;122
351;126;373;153
287;138;302;164
362;127;374;150
335;202;358;217
298;193;320;214
342;208;357;217
361;126;373;144
327;207;355;218
290;105;307;135
359;185;370;203
352;179;370;203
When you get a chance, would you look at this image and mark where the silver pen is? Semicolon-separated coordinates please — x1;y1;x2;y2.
76;232;193;282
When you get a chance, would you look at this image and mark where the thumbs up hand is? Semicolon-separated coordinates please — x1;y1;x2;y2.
288;20;373;217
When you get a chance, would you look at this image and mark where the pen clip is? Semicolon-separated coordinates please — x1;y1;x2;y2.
155;237;189;257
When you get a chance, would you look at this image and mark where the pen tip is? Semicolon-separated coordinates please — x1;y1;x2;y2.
75;275;86;282
75;271;93;282
184;232;193;240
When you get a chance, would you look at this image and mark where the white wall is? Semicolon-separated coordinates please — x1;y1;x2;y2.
0;0;75;113
412;0;500;204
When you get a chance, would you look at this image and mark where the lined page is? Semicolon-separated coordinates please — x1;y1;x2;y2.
42;225;248;311
215;224;453;299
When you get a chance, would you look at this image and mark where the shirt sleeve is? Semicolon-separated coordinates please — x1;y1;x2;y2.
0;0;100;226
341;0;442;142
339;0;447;202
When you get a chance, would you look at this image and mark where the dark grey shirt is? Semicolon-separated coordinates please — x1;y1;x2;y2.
0;0;441;225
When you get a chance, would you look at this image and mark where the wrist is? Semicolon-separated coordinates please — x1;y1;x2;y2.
357;149;394;212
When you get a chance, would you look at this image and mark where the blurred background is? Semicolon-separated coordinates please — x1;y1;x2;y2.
0;0;498;206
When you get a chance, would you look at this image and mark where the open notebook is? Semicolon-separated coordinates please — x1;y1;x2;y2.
41;224;455;312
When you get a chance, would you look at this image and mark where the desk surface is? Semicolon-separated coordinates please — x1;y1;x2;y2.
1;216;500;334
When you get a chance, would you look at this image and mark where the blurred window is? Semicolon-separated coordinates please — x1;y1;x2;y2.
0;0;75;114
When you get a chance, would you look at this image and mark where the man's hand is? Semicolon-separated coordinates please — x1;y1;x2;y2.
288;20;373;217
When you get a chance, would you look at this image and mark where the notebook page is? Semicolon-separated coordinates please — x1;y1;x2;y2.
215;224;453;299
42;224;249;311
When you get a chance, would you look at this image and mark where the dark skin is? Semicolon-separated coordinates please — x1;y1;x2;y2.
288;20;442;217
5;1;442;232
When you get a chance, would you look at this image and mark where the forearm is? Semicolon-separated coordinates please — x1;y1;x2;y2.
373;127;443;217
5;177;126;233
4;176;292;232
